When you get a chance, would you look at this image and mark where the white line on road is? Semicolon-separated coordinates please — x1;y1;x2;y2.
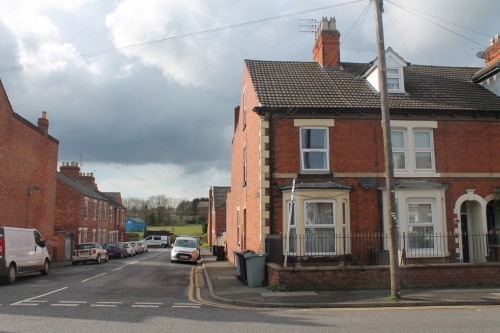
91;304;117;307
51;303;80;307
81;273;107;283
131;305;160;308
134;302;163;305
10;287;68;306
172;305;201;308
59;301;87;304
96;302;123;304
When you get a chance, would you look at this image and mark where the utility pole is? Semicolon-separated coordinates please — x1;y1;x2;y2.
374;0;400;299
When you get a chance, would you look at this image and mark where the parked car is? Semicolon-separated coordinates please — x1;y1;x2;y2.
142;235;170;248
129;241;142;254
122;242;136;256
104;242;127;259
138;240;148;253
72;242;108;265
0;227;51;284
170;236;200;264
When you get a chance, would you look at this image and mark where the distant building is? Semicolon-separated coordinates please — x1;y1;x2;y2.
208;186;230;246
196;201;209;219
0;80;59;254
54;162;126;260
125;218;146;233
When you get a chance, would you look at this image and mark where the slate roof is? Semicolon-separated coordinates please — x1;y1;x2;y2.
245;60;500;112
57;172;123;207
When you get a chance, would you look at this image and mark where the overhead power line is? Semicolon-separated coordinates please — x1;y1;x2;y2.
385;0;488;48
0;0;365;74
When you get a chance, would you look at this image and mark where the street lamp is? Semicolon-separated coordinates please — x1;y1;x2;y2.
26;185;44;228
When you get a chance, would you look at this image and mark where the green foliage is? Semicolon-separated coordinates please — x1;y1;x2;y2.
202;221;208;233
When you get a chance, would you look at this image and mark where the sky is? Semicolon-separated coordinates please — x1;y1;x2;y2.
0;0;498;200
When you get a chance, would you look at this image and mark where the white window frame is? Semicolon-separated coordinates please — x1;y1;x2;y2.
304;199;336;255
386;67;404;93
407;199;436;252
413;130;435;172
300;127;329;173
391;129;408;172
391;121;438;177
381;188;447;258
84;197;89;219
93;200;97;220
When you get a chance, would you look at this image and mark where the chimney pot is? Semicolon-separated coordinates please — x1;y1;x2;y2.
313;17;341;68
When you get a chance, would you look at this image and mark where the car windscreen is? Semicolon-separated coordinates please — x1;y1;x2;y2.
76;244;93;250
175;239;196;248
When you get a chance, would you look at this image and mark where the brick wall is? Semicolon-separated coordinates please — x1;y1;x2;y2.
0;81;58;242
268;263;500;290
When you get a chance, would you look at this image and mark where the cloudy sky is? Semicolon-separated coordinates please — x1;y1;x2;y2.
0;0;498;200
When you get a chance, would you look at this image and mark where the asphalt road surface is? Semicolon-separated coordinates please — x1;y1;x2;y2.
1;249;499;333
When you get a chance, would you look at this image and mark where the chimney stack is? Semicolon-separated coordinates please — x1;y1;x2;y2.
313;17;341;68
60;161;81;180
37;111;49;136
485;33;500;66
79;172;98;190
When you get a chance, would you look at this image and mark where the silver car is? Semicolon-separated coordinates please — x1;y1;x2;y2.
170;237;200;264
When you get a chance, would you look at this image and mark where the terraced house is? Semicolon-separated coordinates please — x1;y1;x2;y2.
54;161;126;260
226;17;500;290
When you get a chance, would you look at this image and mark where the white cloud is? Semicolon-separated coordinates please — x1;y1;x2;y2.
93;162;229;199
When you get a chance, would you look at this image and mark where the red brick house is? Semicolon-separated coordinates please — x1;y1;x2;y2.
0;80;59;250
53;161;126;260
226;18;500;289
207;186;230;247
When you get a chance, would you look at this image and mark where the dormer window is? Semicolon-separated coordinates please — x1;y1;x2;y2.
363;47;407;94
386;68;403;92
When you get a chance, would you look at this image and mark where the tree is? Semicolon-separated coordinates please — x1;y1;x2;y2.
176;200;193;224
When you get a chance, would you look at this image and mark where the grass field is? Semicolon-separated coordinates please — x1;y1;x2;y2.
147;224;203;237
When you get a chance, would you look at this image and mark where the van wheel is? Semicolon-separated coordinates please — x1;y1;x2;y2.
6;264;16;284
41;260;50;276
95;255;101;264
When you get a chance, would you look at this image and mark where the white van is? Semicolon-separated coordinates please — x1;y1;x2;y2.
142;235;170;248
0;227;51;284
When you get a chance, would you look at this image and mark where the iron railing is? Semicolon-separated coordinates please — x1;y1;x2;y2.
265;231;500;266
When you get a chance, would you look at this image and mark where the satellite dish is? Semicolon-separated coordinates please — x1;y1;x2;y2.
476;50;486;59
359;177;376;189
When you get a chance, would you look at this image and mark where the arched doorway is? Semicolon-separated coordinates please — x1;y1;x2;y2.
454;190;488;262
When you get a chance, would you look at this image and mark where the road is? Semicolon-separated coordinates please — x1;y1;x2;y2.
1;248;499;333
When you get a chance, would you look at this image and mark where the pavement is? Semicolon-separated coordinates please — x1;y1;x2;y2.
50;250;500;308
199;250;500;308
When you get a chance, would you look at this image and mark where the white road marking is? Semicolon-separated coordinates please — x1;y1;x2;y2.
10;287;68;306
51;303;79;307
131;305;160;308
81;273;107;283
96;302;123;304
113;266;125;271
134;302;163;305
172;302;201;308
59;301;87;304
91;304;117;307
